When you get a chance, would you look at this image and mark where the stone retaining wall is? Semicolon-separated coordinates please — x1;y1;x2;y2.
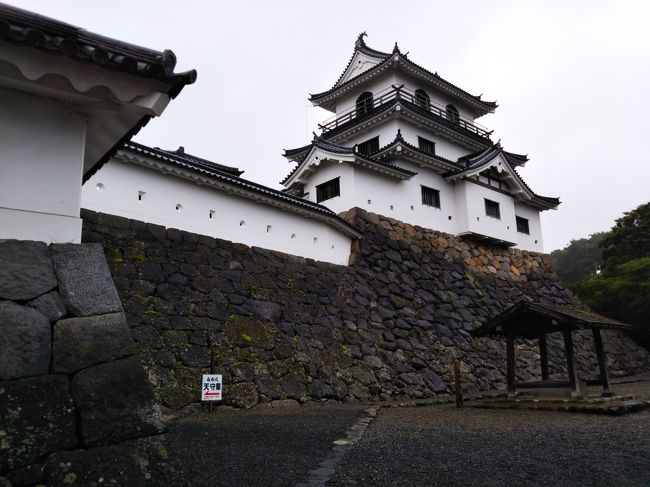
0;241;174;486
81;208;650;410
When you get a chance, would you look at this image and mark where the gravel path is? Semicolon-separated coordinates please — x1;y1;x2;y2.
326;405;650;487
167;405;366;487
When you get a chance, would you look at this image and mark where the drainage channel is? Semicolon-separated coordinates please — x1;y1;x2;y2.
295;405;379;487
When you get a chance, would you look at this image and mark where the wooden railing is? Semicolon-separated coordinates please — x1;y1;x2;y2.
318;85;491;139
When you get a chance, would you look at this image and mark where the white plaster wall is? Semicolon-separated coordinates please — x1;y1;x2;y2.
302;161;356;215
0;88;85;243
514;203;544;252
82;161;353;265
455;181;518;243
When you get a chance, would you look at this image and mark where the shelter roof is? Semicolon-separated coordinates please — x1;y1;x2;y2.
473;301;632;338
309;34;496;116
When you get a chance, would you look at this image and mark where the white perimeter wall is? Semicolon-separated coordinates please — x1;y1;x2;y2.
0;88;85;243
82;160;354;265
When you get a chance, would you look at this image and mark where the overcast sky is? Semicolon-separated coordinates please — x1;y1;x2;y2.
10;0;650;251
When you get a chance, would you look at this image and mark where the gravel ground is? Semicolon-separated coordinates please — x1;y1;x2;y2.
326;405;650;487
167;404;366;487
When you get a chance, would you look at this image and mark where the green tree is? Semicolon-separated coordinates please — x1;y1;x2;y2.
600;202;650;273
549;232;606;284
567;201;650;349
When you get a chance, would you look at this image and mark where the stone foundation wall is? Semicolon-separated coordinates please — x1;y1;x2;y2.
81;208;650;410
0;241;174;486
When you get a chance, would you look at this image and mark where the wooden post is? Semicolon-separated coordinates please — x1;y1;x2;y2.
454;360;463;408
563;329;581;398
593;327;613;397
506;333;516;398
209;350;217;413
539;334;550;381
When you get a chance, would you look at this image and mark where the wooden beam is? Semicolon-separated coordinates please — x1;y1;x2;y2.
563;329;581;398
539;334;549;380
506;333;516;398
593;327;614;397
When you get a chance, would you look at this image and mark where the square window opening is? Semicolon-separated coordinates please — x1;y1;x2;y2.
485;199;500;219
316;177;340;203
516;216;530;234
421;186;440;208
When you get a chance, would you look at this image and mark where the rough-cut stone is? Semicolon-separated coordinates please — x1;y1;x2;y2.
43;436;177;487
228;382;258;409
26;291;67;322
0;240;57;301
71;356;164;446
52;312;135;374
0;302;50;380
80;208;650;410
51;243;122;316
0;375;77;472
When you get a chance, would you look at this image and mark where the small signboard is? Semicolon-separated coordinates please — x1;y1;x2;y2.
201;374;222;401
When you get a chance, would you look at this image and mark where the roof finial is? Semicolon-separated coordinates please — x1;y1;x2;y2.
395;129;404;141
392;42;401;54
355;31;367;49
177;146;184;153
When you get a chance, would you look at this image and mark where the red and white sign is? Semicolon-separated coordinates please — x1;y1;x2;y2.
201;374;222;401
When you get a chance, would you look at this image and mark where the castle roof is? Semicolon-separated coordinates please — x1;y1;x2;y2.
119;142;362;238
281;135;417;186
448;143;560;210
309;33;497;117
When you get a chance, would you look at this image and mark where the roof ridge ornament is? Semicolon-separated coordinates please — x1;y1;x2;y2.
395;128;404;142
355;32;367;49
392;42;401;55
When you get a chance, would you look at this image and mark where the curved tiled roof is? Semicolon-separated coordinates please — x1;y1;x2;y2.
0;3;196;95
149;145;244;177
280;136;417;185
372;130;461;172
309;36;496;115
121;142;361;237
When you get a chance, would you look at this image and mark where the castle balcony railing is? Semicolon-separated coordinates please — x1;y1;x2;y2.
318;85;491;139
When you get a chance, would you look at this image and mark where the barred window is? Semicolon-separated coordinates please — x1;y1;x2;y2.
485;199;500;219
316;177;340;203
418;137;436;155
415;89;430;109
446;104;460;124
516;216;530;234
357;136;379;155
421;186;440;208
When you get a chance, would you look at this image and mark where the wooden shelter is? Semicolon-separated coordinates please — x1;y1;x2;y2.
473;301;634;398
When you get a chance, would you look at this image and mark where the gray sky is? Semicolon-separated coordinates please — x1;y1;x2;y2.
10;0;650;251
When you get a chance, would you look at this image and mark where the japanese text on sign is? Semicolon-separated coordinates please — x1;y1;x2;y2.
201;374;222;401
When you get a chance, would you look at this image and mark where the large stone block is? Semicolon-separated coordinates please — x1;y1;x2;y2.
26;291;67;322
52;312;135;374
71;356;164;446
0;302;50;380
0;240;57;301
51;243;122;317
0;375;77;472
43;436;177;487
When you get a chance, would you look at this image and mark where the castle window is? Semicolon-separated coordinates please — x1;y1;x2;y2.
418;137;436;155
316;177;340;203
421;186;440;208
357;136;379;155
516;216;530;234
446;104;460;124
485;199;500;219
356;92;374;117
415;89;430;109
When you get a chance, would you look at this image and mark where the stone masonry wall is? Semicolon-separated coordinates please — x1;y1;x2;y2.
81;208;650;410
0;241;176;486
